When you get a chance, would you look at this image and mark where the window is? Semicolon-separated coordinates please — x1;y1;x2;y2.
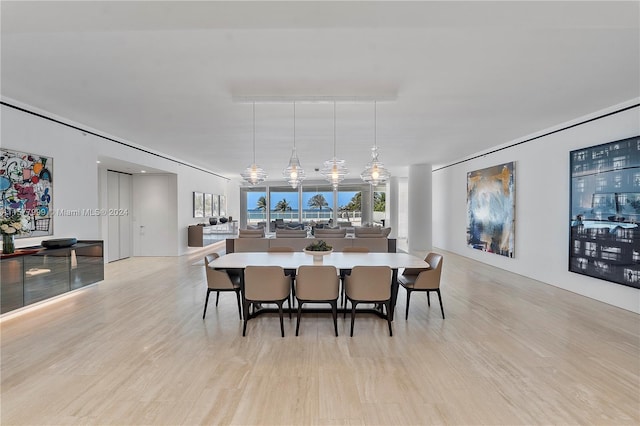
246;189;267;226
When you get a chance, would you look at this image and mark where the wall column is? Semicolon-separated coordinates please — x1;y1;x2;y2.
408;164;432;254
388;177;400;239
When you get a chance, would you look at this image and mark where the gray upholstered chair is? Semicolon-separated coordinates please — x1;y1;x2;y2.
399;252;445;319
242;266;291;337
294;265;340;336
203;253;242;320
344;266;393;337
268;246;296;307
239;228;265;238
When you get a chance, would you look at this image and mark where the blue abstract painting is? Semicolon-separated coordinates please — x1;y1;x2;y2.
467;162;515;257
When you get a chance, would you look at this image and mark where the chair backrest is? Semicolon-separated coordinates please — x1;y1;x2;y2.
343;246;370;253
239;228;265;238
204;254;235;290
295;265;339;300
314;228;346;238
414;253;443;290
244;266;290;301
268;246;294;252
345;266;392;301
275;229;307;238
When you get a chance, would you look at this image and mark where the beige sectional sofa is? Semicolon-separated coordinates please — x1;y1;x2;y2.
226;235;396;253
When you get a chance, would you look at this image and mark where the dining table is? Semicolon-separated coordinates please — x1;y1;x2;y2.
208;251;430;321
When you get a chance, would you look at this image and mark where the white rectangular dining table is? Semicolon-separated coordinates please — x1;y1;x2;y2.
208;252;430;320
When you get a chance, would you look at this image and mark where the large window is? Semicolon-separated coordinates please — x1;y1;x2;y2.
245;189;267;226
241;182;388;229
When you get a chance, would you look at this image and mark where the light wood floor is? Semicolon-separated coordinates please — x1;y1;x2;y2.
1;247;639;425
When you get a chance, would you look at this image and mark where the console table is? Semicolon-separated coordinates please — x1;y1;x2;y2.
0;240;104;314
188;222;238;247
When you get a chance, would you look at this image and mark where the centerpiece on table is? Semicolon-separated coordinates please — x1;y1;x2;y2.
1;211;30;254
304;240;333;263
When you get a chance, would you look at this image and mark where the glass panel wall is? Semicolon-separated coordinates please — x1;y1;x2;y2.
373;186;387;227
337;186;363;227
302;186;334;223
245;188;267;226
269;186;300;224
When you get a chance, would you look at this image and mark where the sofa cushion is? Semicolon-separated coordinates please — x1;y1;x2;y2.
276;229;307;238
354;227;383;237
239;228;265;238
314;228;347;238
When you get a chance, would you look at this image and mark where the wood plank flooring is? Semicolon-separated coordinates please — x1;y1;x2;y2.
1;247;639;425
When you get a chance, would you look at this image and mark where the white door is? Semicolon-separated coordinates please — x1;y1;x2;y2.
107;171;132;262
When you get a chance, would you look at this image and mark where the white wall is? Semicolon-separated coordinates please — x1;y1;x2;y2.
433;100;640;313
2;99;233;255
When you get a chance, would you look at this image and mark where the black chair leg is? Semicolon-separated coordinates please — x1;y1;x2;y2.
242;300;250;336
405;289;411;320
286;296;292;319
343;299;349;319
350;302;358;337
203;289;211;319
235;290;242;320
331;300;338;337
295;302;303;336
427;291;431;307
278;302;285;337
386;301;393;336
215;291;220;307
436;289;445;319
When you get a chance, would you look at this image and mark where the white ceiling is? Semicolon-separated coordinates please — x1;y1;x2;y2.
2;1;639;181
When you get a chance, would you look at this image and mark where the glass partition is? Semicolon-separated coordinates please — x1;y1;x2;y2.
269;186;300;224
302;186;334;224
245;189;267;226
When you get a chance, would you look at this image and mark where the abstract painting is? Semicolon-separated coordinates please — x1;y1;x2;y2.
0;148;53;238
193;192;204;218
467;162;515;257
569;136;640;288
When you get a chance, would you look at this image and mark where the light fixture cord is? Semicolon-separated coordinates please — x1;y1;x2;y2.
374;100;377;149
293;101;296;149
333;101;337;158
252;102;256;164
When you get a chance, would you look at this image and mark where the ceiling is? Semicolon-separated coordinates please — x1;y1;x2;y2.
2;1;638;182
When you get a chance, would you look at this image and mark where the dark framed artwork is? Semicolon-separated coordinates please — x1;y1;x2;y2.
569;136;640;288
0;148;53;238
193;192;204;218
467;162;515;258
204;193;213;217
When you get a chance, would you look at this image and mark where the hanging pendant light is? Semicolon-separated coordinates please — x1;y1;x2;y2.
282;102;305;188
321;102;349;189
241;102;267;185
360;101;390;185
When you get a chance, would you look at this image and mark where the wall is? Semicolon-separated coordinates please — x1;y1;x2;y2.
1;99;233;255
432;100;640;313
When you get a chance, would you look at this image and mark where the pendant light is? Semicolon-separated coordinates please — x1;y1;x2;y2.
320;102;349;189
360;101;390;185
282;102;305;188
241;102;267;185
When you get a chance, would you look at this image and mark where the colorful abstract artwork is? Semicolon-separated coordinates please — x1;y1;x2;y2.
467;162;515;257
569;136;640;288
0;148;53;238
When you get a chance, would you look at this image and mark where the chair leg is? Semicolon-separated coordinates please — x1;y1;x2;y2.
203;289;212;319
385;301;393;336
295;302;303;336
436;289;445;319
405;289;412;320
350;302;358;337
215;291;220;307
343;299;349;319
330;300;338;337
242;300;250;336
427;291;430;307
278;302;285;337
286;296;292;319
235;290;242;320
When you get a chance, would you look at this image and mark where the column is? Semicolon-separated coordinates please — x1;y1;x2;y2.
408;164;432;254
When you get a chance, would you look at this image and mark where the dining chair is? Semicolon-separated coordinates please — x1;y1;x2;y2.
268;246;296;307
398;252;444;319
242;266;292;337
340;247;370;307
344;265;393;337
203;253;242;320
294;265;340;336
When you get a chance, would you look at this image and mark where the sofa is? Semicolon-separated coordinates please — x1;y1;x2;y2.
227;235;396;253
